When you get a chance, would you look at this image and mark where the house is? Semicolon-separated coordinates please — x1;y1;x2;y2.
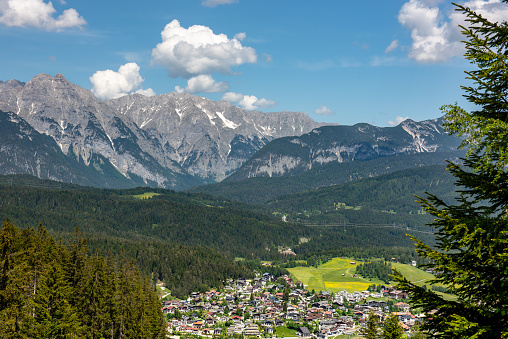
214;328;223;335
202;328;213;335
392;312;415;323
389;290;408;300
298;327;311;337
206;316;217;325
261;320;273;327
244;324;260;337
395;302;411;312
192;321;203;329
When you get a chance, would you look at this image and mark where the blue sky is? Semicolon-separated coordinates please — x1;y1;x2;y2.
1;0;507;126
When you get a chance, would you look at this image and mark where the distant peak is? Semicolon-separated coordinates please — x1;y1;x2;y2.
29;73;69;83
54;73;68;81
0;79;26;88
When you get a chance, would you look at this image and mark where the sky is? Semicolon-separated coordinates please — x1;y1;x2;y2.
1;0;507;127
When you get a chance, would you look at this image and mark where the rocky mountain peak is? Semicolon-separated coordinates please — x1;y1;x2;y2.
0;73;329;186
0;79;26;88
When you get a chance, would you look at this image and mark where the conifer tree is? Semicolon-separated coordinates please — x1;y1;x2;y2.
394;1;508;338
0;219;167;338
360;310;379;339
32;260;82;338
381;313;403;339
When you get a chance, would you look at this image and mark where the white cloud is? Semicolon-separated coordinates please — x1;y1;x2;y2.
234;32;246;41
398;0;508;63
222;92;244;103
0;0;86;30
385;40;399;53
175;74;229;93
387;116;409;126
90;63;155;100
135;88;156;97
314;106;335;116
222;92;276;111
202;0;238;7
263;53;273;63
151;19;257;78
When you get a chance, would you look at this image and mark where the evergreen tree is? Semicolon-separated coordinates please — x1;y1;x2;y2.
381;313;403;339
31;260;82;338
408;324;427;339
359;310;379;339
394;2;508;338
0;219;167;338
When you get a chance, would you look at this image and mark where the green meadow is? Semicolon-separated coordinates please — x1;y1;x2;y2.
131;192;162;199
289;258;453;298
288;258;379;293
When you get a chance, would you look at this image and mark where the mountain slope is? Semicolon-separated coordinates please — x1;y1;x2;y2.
188;150;465;204
264;164;457;225
106;93;329;181
0;74;328;187
226;117;461;181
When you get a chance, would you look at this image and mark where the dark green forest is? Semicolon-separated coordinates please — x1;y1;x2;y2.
355;261;393;283
0;168;444;297
0;219;166;338
0;182;308;259
190;151;464;205
265;164;457;227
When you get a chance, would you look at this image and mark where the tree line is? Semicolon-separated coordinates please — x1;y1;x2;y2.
355;261;392;284
0;218;166;338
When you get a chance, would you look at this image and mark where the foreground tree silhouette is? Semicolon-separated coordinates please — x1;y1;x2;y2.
0;219;166;338
394;1;508;338
360;310;379;338
381;313;403;339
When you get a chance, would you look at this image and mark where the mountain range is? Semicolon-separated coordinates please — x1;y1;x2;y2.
0;74;327;189
1;73;462;190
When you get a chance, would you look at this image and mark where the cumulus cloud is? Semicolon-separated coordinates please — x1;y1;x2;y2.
0;0;86;30
222;92;276;111
314;106;335;116
385;40;399;53
135;88;156;97
151;19;257;78
387;116;409;126
90;63;155;100
234;32;246;41
398;0;508;63
175;74;229;93
202;0;238;7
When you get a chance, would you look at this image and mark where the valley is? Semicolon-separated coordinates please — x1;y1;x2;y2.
0;75;461;337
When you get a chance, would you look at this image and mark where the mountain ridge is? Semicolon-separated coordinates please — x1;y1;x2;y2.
226;116;461;181
0;73;329;187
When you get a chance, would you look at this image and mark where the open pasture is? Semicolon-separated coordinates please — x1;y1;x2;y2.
131;192;162;200
288;258;379;293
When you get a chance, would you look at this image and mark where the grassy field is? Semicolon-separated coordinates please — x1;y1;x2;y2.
393;263;454;300
288;258;454;299
132;192;162;199
288;258;381;293
275;326;297;337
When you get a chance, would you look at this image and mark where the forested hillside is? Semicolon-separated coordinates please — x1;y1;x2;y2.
0;183;308;259
0;219;166;338
0;171;445;297
189;151;464;204
265;164;457;226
